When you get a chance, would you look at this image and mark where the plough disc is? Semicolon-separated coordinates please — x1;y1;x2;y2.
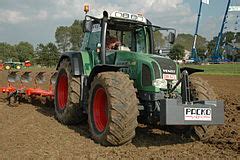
35;72;46;84
50;72;57;85
20;72;32;83
8;71;20;83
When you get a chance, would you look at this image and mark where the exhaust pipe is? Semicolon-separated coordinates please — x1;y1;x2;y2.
101;11;108;64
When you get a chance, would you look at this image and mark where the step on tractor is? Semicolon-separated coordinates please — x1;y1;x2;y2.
54;6;224;146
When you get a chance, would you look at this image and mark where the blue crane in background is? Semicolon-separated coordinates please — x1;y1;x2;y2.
191;0;209;63
212;0;232;63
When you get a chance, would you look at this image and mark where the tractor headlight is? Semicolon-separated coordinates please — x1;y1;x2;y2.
111;11;147;23
152;79;167;89
115;12;122;17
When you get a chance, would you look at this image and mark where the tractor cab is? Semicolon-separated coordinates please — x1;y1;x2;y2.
82;11;176;60
82;11;179;92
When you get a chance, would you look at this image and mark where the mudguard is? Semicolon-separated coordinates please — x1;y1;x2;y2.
87;64;128;87
56;52;84;76
180;67;204;75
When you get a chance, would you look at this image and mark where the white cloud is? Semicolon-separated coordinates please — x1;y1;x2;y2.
48;0;187;21
0;10;28;24
0;0;220;43
199;15;222;40
53;10;72;19
36;10;48;20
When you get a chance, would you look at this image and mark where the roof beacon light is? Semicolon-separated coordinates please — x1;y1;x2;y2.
84;4;89;14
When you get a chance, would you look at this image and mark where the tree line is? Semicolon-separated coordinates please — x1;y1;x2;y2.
0;42;58;67
169;32;240;60
55;20;83;52
1;18;239;66
0;20;83;67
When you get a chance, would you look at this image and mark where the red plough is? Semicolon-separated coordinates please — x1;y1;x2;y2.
0;71;57;105
0;71;19;95
25;72;57;99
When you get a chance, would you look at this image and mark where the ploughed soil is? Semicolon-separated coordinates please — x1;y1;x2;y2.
0;70;239;159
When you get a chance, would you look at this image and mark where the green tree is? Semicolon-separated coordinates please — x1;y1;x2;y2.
15;41;34;62
207;31;239;57
207;36;217;56
36;43;59;67
175;33;207;51
46;42;59;66
169;44;185;60
0;42;18;61
55;26;71;52
153;31;165;49
223;31;235;43
235;32;240;43
70;20;83;51
197;46;208;59
55;20;84;52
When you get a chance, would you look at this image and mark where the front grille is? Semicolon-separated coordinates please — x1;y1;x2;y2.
142;64;151;86
152;57;176;74
152;62;160;79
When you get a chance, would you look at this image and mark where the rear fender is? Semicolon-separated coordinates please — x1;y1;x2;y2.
87;64;128;88
56;52;84;76
180;67;204;75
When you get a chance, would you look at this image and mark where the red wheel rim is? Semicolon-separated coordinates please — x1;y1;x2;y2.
93;87;108;132
57;73;68;110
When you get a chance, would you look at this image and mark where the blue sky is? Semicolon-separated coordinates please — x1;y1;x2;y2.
0;0;239;46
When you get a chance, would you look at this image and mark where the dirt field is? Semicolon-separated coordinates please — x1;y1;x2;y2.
0;71;239;159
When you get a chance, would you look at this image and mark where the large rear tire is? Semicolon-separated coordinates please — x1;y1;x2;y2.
54;59;84;124
88;72;139;146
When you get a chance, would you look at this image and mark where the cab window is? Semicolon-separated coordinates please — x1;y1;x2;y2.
87;24;101;52
136;28;146;53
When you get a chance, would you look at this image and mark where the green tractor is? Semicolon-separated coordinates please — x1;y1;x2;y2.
4;61;23;70
54;10;224;146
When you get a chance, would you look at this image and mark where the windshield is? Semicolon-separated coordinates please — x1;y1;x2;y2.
82;17;175;54
106;26;151;53
106;20;175;54
152;26;175;56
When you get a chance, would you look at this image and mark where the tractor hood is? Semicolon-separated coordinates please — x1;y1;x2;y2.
149;54;177;80
107;51;179;92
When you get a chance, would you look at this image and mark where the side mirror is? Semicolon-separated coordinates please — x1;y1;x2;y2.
168;32;175;44
83;19;92;32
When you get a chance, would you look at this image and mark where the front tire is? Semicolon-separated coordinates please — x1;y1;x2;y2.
54;59;84;124
5;65;11;70
88;72;139;146
16;65;21;70
189;77;217;141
